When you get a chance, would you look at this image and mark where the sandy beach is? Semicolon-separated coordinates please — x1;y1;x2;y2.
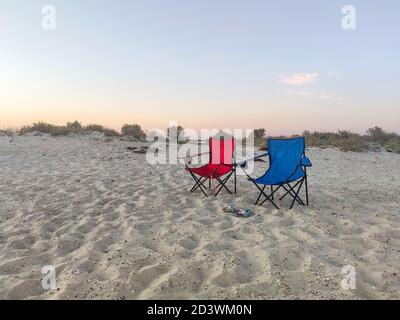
0;134;399;300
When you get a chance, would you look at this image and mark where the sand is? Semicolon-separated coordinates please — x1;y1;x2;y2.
0;133;399;300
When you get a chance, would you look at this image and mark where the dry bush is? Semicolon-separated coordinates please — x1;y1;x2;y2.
121;124;146;140
366;127;400;153
303;127;400;153
13;121;400;154
385;138;400;154
303;130;368;152
82;124;120;137
333;135;368;152
19;122;64;135
303;131;336;147
253;128;266;147
67;121;83;133
366;126;400;143
0;128;17;136
366;126;388;144
19;122;75;136
18;121;119;137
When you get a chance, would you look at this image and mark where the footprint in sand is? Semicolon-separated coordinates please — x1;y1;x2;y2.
178;238;199;251
6;279;44;299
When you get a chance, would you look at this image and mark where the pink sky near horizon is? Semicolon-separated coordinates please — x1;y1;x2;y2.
1;107;398;136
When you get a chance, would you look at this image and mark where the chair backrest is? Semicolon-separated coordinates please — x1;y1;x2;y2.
267;137;305;178
209;137;235;165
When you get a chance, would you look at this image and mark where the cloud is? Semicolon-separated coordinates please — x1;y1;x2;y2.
278;72;334;99
327;70;342;80
287;89;333;100
318;93;334;100
279;73;318;85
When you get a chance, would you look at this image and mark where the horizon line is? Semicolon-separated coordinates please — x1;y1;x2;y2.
1;120;398;136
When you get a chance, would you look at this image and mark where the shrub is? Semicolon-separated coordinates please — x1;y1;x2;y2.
167;125;186;142
67;121;83;133
254;128;265;139
19;121;54;135
19;121;78;136
366;126;388;144
18;122;71;136
18;121;120;137
303;131;333;147
252;128;266;146
83;124;120;137
333;134;368;152
337;130;352;140
49;126;70;136
385;137;400;154
302;130;368;152
121;124;146;140
0;128;16;136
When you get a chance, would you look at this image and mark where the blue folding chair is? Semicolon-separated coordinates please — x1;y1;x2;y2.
241;137;312;209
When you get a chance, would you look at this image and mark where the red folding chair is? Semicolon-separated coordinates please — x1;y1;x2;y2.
185;137;236;197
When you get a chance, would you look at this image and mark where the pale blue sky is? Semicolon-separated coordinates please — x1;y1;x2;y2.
1;0;399;134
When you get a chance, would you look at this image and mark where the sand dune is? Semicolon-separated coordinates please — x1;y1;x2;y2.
0;134;399;299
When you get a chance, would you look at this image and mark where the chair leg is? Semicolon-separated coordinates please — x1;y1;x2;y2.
271;186;274;200
190;177;200;192
255;185;266;205
244;171;279;209
196;179;208;197
289;178;305;209
280;183;305;206
253;183;280;209
188;172;208;197
305;174;309;206
190;176;208;193
234;168;237;194
259;185;281;208
279;180;302;200
215;173;233;196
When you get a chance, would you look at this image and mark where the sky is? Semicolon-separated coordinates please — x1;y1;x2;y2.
0;0;399;135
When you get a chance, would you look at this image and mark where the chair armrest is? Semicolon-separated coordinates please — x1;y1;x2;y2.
180;152;210;165
301;156;312;167
237;152;269;168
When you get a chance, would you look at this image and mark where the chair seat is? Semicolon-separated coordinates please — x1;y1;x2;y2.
254;166;305;185
186;164;233;178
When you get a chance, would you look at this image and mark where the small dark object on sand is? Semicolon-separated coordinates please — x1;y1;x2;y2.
127;146;147;154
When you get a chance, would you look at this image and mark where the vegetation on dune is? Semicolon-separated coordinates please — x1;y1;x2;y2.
14;121;145;139
302;130;368;152
0;128;17;136
17;121;119;137
19;122;70;136
385;138;400;154
253;128;266;146
248;126;399;154
167;125;187;143
82;124;119;137
67;121;83;133
301;127;399;153
121;124;146;140
4;121;399;154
